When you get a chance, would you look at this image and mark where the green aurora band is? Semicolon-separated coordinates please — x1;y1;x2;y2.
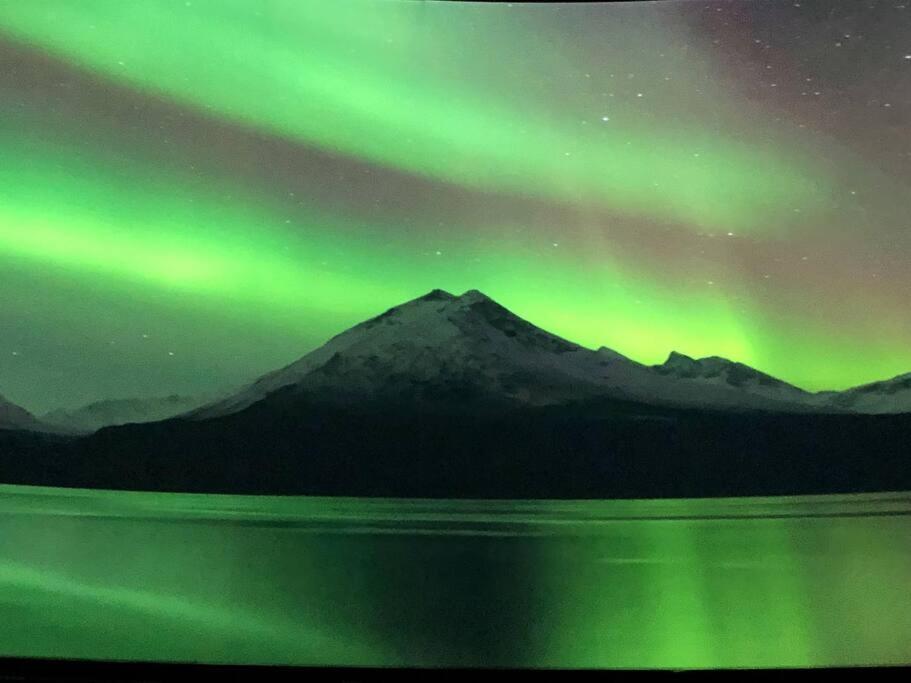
0;0;827;231
0;0;909;411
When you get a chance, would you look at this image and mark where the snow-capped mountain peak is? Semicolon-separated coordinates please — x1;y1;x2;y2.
191;289;610;418
190;289;841;420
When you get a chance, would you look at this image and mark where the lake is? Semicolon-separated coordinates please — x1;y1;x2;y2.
0;484;909;669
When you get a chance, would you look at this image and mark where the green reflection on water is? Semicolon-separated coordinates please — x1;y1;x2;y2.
0;485;909;668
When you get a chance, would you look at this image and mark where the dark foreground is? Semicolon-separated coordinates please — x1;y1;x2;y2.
2;397;911;497
0;484;909;669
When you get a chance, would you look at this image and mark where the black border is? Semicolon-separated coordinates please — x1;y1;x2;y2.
1;657;909;682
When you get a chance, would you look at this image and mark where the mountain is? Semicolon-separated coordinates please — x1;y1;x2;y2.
0;391;45;432
2;288;910;498
819;372;911;414
42;393;216;434
652;351;820;406
191;289;827;420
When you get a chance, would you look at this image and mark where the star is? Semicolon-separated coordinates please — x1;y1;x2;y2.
601;115;610;121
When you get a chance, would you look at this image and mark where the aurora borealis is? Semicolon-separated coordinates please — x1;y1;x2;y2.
1;0;911;412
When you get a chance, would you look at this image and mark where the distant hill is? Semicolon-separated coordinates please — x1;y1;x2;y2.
43;394;216;434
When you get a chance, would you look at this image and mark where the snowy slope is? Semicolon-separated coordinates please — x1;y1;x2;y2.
817;373;911;414
191;289;834;420
652;351;820;407
43;394;215;433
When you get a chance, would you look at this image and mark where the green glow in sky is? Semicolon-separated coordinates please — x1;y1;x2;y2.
0;0;829;233
0;0;909;411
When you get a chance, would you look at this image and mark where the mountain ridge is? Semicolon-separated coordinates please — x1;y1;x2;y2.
2;288;910;498
189;288;830;420
42;393;217;434
6;289;911;423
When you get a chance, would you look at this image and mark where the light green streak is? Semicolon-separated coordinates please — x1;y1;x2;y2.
0;0;831;233
0;561;327;651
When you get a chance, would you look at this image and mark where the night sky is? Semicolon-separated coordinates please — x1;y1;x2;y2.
1;0;910;413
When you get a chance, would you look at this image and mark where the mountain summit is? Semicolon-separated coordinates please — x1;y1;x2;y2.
192;288;618;418
191;289;832;420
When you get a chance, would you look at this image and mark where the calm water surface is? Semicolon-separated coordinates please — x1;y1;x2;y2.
1;484;909;668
